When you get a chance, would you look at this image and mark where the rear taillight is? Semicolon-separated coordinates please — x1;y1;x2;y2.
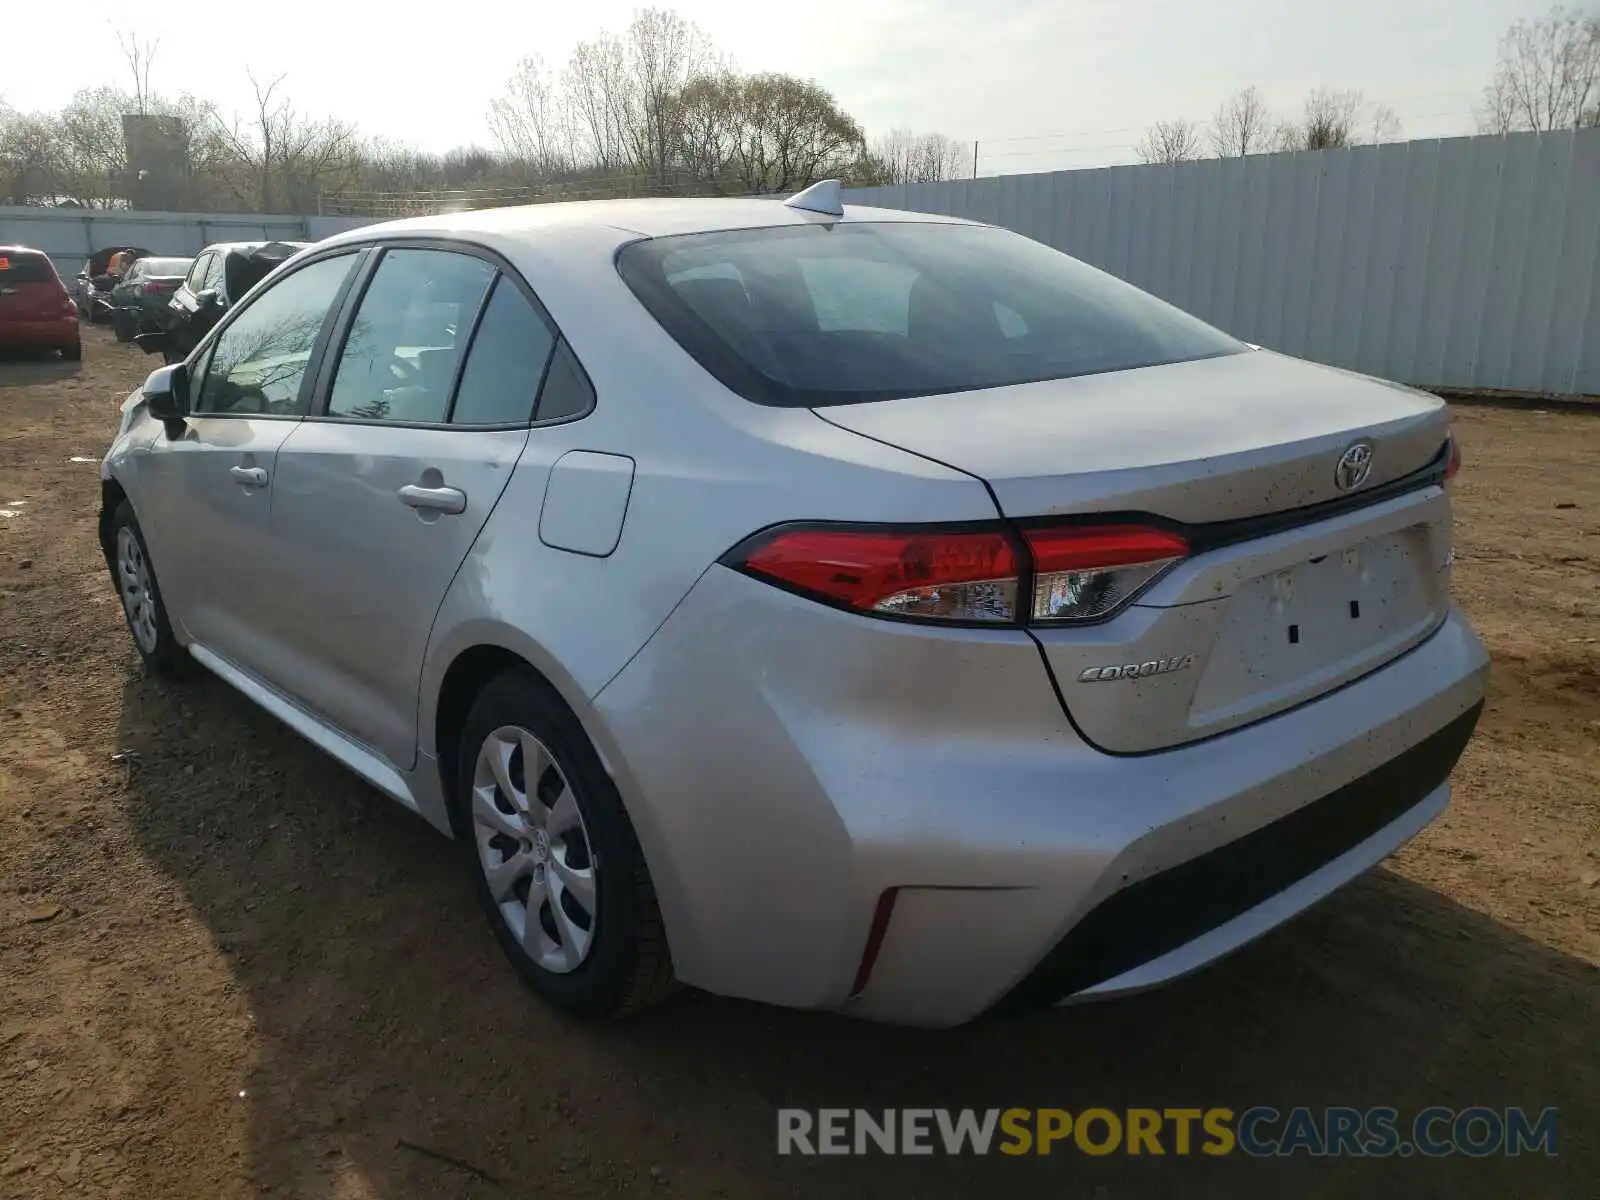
140;282;168;294
1443;435;1461;483
1024;525;1189;622
728;521;1188;626
737;527;1020;622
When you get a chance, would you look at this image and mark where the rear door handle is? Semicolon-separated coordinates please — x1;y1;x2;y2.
229;465;268;487
398;484;466;514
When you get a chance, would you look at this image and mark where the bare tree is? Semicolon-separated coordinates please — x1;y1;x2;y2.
1210;86;1272;156
622;8;721;186
1273;89;1404;151
562;33;632;173
869;128;967;183
487;55;570;174
0;106;68;205
1369;103;1404;143
212;73;359;211
1477;6;1600;132
1136;118;1204;164
116;30;160;116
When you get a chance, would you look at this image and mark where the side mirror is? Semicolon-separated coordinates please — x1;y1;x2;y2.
134;331;174;358
143;363;191;424
196;289;220;309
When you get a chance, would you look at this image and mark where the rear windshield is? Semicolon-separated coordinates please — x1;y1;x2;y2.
140;258;192;276
0;253;58;284
617;222;1244;407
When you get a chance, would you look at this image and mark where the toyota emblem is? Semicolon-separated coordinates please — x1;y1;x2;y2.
1335;442;1374;492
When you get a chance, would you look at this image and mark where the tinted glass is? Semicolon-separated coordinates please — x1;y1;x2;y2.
536;340;595;422
185;254;211;290
0;252;57;283
450;277;554;425
617;223;1244;407
195;254;356;417
326;249;494;424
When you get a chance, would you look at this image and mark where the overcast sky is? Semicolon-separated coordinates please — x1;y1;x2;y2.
4;0;1551;170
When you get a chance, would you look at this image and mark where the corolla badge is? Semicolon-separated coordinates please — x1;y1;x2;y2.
1078;654;1195;683
1335;441;1374;492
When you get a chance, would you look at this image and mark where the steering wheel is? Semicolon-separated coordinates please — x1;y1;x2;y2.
218;385;270;415
386;355;423;385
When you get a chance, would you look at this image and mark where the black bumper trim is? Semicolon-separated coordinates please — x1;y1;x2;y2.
994;701;1484;1013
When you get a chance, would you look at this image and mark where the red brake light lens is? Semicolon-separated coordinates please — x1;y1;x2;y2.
1024;525;1189;622
737;528;1020;622
731;521;1191;625
1443;435;1461;483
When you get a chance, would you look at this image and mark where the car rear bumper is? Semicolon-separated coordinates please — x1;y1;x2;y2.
0;318;78;346
591;567;1489;1027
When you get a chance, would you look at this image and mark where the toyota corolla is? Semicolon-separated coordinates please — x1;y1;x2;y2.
99;182;1487;1026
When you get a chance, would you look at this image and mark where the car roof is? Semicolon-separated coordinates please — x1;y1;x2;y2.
203;241;312;255
0;245;49;257
315;196;978;252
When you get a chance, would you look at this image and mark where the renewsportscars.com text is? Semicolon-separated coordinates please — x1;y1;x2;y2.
777;1106;1558;1158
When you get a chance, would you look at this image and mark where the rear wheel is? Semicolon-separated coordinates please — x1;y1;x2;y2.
109;502;187;677
62;340;82;362
458;670;675;1017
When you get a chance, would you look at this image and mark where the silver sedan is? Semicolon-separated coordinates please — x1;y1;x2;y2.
100;182;1488;1026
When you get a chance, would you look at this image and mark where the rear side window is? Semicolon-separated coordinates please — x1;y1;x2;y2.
0;253;58;284
449;276;555;426
535;341;595;422
617;222;1244;407
326;248;494;424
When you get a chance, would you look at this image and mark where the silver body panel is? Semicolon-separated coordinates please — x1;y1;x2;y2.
102;196;1489;1026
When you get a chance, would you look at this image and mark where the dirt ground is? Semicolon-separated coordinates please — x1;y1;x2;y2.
1;329;1596;1199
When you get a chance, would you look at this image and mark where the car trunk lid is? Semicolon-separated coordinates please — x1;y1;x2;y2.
815;350;1456;751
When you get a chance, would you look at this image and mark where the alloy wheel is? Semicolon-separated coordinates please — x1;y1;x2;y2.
471;725;598;974
116;526;160;654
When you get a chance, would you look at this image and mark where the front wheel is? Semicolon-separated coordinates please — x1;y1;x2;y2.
109;501;187;677
112;309;135;343
458;671;675;1017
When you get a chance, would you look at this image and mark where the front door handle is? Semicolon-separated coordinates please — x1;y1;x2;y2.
398;484;466;514
229;465;268;487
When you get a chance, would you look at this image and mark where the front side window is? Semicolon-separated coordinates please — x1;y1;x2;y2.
325;248;495;424
194;253;356;417
617;222;1244;407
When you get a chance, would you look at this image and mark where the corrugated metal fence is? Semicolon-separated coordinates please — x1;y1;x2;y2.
0;207;373;280
7;131;1596;395
845;129;1600;398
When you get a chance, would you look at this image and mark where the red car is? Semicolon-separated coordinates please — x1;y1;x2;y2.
0;246;82;360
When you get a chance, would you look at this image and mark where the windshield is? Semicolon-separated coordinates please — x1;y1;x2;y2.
617;222;1244;407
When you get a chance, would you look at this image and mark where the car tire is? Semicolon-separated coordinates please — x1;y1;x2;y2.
457;669;676;1018
108;501;188;677
62;340;82;362
112;309;134;343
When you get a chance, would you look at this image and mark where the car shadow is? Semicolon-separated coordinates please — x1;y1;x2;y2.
116;669;1595;1199
0;350;82;386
